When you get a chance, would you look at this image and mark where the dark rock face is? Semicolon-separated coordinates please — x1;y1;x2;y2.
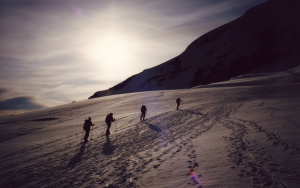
188;0;300;87
90;0;300;99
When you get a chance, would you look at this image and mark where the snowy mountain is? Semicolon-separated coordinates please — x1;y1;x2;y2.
90;0;300;99
1;66;300;187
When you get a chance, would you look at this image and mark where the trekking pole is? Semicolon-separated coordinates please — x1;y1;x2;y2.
90;126;93;140
81;129;84;142
115;121;118;132
102;125;106;135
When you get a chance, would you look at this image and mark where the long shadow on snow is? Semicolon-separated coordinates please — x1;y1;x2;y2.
142;121;162;132
67;142;86;168
102;135;114;155
182;109;204;116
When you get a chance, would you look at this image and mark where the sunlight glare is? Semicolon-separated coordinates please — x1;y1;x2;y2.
85;32;135;80
87;33;130;66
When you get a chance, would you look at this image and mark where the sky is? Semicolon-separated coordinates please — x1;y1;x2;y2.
0;0;267;116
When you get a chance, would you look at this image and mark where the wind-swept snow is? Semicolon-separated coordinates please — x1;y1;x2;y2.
194;65;300;89
1;68;300;187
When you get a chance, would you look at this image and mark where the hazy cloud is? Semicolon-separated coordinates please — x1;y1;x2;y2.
0;0;268;110
0;96;45;110
0;88;7;96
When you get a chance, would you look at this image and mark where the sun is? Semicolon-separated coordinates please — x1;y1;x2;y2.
100;34;130;66
85;32;132;74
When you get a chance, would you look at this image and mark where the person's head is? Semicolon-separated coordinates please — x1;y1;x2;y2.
110;113;113;116
88;117;91;120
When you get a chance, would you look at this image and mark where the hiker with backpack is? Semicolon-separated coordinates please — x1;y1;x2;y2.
176;98;183;110
83;117;94;142
140;105;147;121
105;113;115;135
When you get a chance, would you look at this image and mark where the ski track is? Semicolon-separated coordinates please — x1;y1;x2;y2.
0;86;300;187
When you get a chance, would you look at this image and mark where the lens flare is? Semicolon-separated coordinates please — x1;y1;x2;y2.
71;3;84;18
189;169;203;187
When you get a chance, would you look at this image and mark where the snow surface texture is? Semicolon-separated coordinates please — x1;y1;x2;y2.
90;0;300;99
1;67;300;187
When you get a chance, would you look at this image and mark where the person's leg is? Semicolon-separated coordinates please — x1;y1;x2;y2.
84;130;89;141
142;112;146;120
106;123;111;135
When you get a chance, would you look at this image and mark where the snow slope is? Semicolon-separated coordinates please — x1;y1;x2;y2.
194;64;300;88
1;67;300;187
90;0;300;99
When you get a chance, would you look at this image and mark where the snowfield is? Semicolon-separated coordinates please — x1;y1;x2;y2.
1;68;300;188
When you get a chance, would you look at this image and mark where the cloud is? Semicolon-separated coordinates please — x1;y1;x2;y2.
0;87;45;114
0;88;6;96
143;0;267;32
0;51;116;107
0;0;269;109
0;86;14;101
0;96;45;110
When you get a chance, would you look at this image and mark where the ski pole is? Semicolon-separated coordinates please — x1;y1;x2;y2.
115;121;118;131
102;125;106;134
81;129;84;142
90;126;93;140
102;125;106;135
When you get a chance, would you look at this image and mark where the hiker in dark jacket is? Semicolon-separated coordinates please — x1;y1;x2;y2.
83;117;94;142
140;105;147;121
105;113;115;135
176;98;183;110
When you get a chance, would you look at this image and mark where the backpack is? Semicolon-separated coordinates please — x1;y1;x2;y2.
105;114;110;123
83;119;88;130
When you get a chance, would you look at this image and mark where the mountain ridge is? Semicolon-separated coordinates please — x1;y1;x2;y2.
89;0;300;99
